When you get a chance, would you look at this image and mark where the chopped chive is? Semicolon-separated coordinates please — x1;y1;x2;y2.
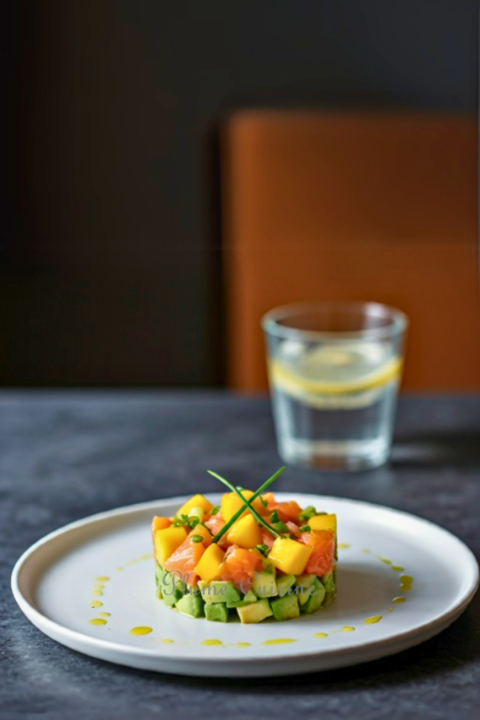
255;544;269;557
207;466;285;543
189;517;200;529
211;506;220;515
299;525;311;533
208;471;281;539
191;535;204;543
299;506;317;523
272;521;289;533
270;510;280;524
260;497;268;508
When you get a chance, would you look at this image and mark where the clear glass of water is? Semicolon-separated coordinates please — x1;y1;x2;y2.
262;302;408;471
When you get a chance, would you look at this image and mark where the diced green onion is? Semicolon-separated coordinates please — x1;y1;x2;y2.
190;535;204;543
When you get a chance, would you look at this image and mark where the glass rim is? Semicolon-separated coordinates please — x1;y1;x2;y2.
261;301;408;341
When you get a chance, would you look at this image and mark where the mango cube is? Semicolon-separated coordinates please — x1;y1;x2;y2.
154;526;187;565
268;537;313;575
195;543;225;583
151;516;171;535
176;494;213;518
220;490;265;522
226;513;262;549
309;514;337;533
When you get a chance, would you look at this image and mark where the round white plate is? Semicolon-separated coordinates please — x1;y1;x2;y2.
11;493;478;677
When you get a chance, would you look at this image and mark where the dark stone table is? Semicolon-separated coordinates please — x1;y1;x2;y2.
1;392;479;720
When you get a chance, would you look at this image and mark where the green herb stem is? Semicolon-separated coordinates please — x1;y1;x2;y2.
207;466;285;543
207;470;282;540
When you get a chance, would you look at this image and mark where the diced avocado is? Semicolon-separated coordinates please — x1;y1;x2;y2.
205;602;229;622
295;573;316;589
161;572;185;607
155;563;165;598
252;571;278;598
301;578;326;614
276;574;296;597
270;594;300;621
176;593;205;618
227;591;257;608
199;581;241;604
237;599;273;624
321;568;337;605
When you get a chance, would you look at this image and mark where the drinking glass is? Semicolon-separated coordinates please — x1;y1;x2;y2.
262;302;408;471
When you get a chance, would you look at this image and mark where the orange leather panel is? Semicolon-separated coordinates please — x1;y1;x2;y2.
222;112;479;391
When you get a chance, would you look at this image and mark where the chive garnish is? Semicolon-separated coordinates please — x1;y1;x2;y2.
270;510;280;524
260;497;268;508
299;525;311;533
299;506;317;523
191;535;204;543
206;466;285;543
255;544;269;557
211;506;220;515
207;471;281;538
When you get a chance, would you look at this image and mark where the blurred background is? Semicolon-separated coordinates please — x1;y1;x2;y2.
2;0;478;390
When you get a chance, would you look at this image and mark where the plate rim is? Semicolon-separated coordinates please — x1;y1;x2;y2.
11;493;480;675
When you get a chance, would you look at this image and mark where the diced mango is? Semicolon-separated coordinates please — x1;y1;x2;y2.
226;513;262;549
268;537;313;575
195;543;225;583
309;514;337;533
151;516;171;534
154;526;187;565
176;494;213;518
220;490;265;522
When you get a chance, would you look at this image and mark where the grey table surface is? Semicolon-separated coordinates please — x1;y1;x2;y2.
1;392;479;720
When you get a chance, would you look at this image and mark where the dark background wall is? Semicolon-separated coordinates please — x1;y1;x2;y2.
2;0;478;387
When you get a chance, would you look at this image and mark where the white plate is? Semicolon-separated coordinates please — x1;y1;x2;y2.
11;494;478;677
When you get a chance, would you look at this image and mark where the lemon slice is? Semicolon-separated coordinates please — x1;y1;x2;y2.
269;355;403;397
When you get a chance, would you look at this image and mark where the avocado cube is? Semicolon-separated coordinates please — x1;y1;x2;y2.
301;578;326;614
237;599;273;624
295;573;316;589
227;591;257;609
205;602;229;622
276;574;296;597
176;593;205;618
162;572;185;607
321;568;337;605
252;571;278;598
199;581;241;605
155;563;165;599
270;594;300;621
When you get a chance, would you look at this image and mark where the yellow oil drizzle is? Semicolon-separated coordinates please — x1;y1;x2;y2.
125;553;153;567
91;591;103;597
95;576;110;582
116;567;124;572
393;596;406;604
161;638;174;644
89;618;107;626
362;548;370;554
314;633;328;639
262;638;297;645
234;642;252;648
341;626;355;632
130;626;153;635
90;601;103;608
201;639;223;646
338;543;350;549
93;584;105;591
378;556;392;565
391;565;404;572
385;607;393;613
99;612;111;617
400;575;413;591
364;615;382;625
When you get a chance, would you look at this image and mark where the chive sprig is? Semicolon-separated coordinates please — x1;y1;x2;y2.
206;466;285;543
